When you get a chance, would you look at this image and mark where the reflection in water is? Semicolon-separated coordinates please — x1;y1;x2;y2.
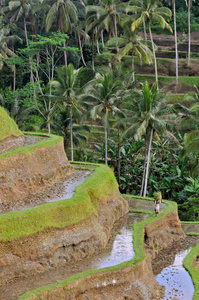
156;249;195;300
96;226;134;268
89;213;150;270
0;212;150;300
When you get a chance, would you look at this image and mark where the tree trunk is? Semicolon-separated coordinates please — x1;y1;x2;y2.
92;30;95;72
77;31;87;66
47;115;51;134
173;0;178;85
143;128;153;197
13;63;16;91
61;19;68;68
24;17;34;83
101;31;105;49
187;0;191;67
63;40;68;68
117;125;121;184
140;138;148;196
132;54;135;82
143;18;147;40
114;14;119;52
70;105;73;161
104;109;108;165
149;23;158;90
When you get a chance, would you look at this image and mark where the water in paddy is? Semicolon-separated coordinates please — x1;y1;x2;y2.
0;212;149;300
90;212;149;269
154;236;199;300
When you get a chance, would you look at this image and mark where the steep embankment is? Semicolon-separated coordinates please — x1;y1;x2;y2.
18;195;184;300
0;133;71;202
0;164;128;285
0;106;24;153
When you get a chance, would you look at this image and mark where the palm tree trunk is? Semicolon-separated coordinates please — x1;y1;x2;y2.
105;109;108;165
117;125;121;184
77;31;87;66
173;0;178;85
149;23;158;90
187;0;191;67
47;115;51;134
143;18;147;40
132;54;135;82
114;14;119;52
96;28;100;54
140;139;148;196
70;105;73;161
92;30;95;72
101;31;105;49
24;17;34;83
61;19;68;68
143;128;153;197
63;40;68;68
13;63;16;91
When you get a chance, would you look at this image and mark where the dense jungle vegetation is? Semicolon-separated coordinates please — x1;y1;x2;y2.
0;0;199;221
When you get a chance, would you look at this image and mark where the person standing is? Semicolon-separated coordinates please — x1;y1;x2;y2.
154;192;162;217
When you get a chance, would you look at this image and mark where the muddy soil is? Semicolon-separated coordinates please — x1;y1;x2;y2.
0;168;93;215
0;213;148;300
153;236;199;300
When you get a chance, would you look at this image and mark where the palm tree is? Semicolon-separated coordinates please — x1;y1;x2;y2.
50;63;83;161
51;108;90;154
8;0;35;82
86;0;126;43
80;66;125;165
164;0;178;85
117;82;177;197
108;24;153;82
185;0;195;67
45;0;78;67
129;0;173;90
86;0;127;69
172;0;178;85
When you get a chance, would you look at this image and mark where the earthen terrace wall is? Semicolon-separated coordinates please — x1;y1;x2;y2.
18;197;184;300
0;133;71;203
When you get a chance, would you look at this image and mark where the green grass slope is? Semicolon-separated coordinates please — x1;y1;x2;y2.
0;106;23;140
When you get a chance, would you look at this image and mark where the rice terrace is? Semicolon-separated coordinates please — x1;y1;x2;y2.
0;0;199;299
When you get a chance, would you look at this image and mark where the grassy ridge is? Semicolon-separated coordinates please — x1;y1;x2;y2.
0;106;22;140
181;220;199;299
135;74;199;87
18;195;177;300
184;242;199;300
0;163;117;242
0;132;62;159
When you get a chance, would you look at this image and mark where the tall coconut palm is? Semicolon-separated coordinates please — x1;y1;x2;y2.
86;0;127;69
8;0;35;82
50;63;83;161
117;82;177;197
185;0;195;67
80;67;125;165
108;24;153;82
45;0;78;67
164;0;178;85
129;0;173;90
173;0;178;85
86;0;126;43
